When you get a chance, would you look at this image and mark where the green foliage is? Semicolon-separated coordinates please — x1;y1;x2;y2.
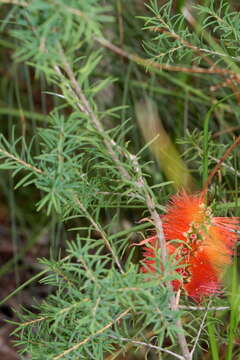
14;238;181;359
142;0;240;67
10;0;112;64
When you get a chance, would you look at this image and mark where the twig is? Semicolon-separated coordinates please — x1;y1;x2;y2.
179;305;229;311
129;154;167;262
190;301;212;357
22;298;89;327
0;147;43;174
193;142;240;178
53;308;130;360
148;24;240;63
175;318;192;360
57;46;131;182
95;37;235;76
213;125;240;138
203;135;240;195
72;195;124;274
209;155;240;177
109;334;185;360
21;316;47;327
95;35;240;106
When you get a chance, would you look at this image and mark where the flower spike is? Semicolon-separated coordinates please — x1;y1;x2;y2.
140;191;240;301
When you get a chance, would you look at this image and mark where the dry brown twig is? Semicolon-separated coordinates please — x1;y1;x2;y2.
95;36;234;76
95;29;240;103
203;135;240;195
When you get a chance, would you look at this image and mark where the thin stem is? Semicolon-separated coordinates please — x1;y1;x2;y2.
203;135;240;195
73;195;124;274
57;46;130;182
190;303;211;357
179;305;229;311
53;308;130;360
128;154;167;263
95;37;236;76
109;334;185;360
0;147;43;174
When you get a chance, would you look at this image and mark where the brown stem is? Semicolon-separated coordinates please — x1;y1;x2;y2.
203;135;240;196
0;147;43;174
95;37;234;76
53;308;131;360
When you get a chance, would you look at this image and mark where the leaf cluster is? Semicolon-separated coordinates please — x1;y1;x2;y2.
10;0;112;64
14;238;181;359
142;0;240;67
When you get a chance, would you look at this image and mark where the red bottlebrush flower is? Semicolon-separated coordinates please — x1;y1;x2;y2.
139;192;239;301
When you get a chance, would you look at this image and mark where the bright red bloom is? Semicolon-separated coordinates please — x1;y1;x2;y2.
140;192;239;301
